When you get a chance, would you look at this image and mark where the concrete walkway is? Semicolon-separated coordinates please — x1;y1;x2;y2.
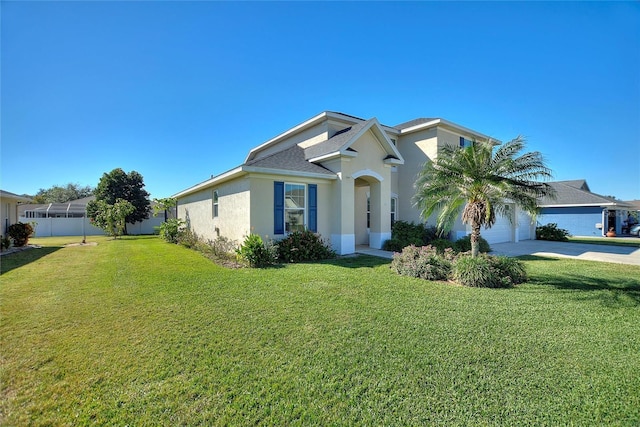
356;241;640;266
491;240;640;266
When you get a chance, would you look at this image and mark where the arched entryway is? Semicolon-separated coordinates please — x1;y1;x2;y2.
352;170;390;249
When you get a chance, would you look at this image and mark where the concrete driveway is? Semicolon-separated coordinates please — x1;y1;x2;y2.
491;240;640;266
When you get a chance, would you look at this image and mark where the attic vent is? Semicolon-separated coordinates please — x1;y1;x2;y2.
332;127;352;137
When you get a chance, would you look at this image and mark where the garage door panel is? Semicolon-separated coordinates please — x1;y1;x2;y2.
482;215;512;244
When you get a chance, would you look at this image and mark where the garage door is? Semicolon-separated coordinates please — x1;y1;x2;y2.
482;214;513;244
518;211;533;241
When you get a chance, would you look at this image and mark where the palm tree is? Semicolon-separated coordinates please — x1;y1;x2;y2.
413;136;554;257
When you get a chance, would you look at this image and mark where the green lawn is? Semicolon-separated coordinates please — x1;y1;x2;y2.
2;236;639;425
568;236;640;247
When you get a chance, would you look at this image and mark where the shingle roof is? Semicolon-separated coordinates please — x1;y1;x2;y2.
540;181;622;207
393;117;437;130
555;179;590;191
244;145;335;176
303;121;369;160
0;190;32;201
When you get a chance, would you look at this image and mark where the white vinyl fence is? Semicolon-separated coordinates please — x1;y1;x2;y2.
20;216;165;237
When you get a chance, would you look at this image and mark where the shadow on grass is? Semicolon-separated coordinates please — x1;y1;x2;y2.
0;247;62;275
521;256;640;307
327;255;391;269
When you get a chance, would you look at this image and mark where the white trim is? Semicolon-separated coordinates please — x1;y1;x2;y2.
331;233;355;255
173;165;337;199
307;150;356;163
352;169;384;182
369;232;391;249
283;182;307;233
245;111;375;163
341;118;404;164
540;203;619;208
243;166;337;180
172;167;245;198
399;118;497;142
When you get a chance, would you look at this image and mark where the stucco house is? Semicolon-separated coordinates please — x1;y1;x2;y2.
1;190;32;236
174;111;535;255
537;180;632;236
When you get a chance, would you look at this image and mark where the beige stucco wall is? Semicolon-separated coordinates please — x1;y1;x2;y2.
395;127;438;224
314;130;394;252
1;196;24;236
255;122;329;158
177;178;251;244
247;174;332;241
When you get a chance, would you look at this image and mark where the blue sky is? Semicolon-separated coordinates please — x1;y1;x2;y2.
2;1;639;201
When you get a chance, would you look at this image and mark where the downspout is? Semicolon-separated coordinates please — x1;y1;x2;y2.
602;208;607;237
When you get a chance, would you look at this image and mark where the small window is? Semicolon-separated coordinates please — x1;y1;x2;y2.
213;190;219;218
390;138;397;146
391;197;398;225
459;136;473;148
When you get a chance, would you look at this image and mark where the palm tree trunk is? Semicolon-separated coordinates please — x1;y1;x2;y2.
471;222;481;257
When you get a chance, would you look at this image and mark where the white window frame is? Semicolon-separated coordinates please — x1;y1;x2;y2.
212;189;219;218
284;182;306;233
391;196;398;225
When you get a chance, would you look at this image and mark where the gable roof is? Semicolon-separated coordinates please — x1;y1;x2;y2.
245;145;335;176
556;179;590;191
303;121;368;160
0;190;32;202
539;180;629;208
304;118;404;164
394;117;437;130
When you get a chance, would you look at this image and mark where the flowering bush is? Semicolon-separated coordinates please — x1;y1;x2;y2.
7;222;35;247
277;230;335;263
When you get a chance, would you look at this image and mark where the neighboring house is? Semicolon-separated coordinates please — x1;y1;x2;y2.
174;111;535;255
537;180;632;236
18;196;166;237
1;190;32;236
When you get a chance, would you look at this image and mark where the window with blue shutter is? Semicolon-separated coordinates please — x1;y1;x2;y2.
274;181;284;234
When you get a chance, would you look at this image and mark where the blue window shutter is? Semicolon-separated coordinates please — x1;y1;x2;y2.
459;136;465;148
308;184;317;233
274;181;284;234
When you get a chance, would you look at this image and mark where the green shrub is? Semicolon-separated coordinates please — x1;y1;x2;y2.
487;255;528;285
277;230;335;263
206;236;238;258
177;228;199;248
536;223;570;241
1;235;11;251
431;238;454;254
236;234;279;268
384;221;438;251
382;238;405;252
158;218;185;243
453;235;491;254
452;254;526;288
391;245;454;281
452;255;498;287
7;222;34;247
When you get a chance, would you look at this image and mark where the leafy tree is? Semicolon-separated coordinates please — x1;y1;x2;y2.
89;199;135;238
33;183;94;203
413;136;554;257
152;197;177;221
88;168;151;233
